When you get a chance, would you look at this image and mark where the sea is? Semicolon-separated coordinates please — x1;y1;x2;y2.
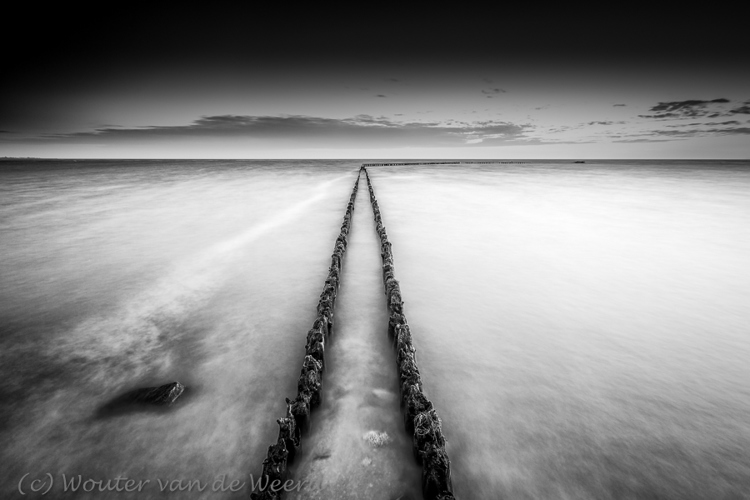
1;159;749;499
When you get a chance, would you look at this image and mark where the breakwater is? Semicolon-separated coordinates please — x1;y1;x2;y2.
361;166;457;500
361;161;529;166
250;173;360;500
249;167;456;499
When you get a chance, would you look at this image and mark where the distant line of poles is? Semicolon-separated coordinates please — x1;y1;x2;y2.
361;161;531;166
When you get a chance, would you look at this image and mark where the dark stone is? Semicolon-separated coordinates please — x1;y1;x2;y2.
97;381;185;417
130;381;184;405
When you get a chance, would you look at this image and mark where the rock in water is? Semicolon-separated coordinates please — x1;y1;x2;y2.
129;381;185;406
97;381;186;417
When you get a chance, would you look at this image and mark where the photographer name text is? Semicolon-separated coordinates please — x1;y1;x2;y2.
18;473;309;495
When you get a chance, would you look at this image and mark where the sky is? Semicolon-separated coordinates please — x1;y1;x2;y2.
1;7;748;159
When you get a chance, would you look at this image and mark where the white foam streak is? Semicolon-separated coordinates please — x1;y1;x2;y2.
52;175;347;386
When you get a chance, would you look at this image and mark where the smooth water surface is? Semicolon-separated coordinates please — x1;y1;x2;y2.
2;159;750;499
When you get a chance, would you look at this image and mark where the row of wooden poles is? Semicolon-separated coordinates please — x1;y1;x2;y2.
251;168;456;499
362;161;530;166
250;174;359;500
362;166;456;500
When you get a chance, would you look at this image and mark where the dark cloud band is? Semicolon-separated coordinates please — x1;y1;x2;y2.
12;114;531;148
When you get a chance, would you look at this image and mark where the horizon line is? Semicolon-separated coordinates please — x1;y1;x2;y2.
3;157;749;161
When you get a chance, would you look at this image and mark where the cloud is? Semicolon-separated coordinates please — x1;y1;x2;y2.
612;138;676;143
650;98;729;112
639;98;732;119
665;122;709;127
548;126;573;133
376;94;387;98
730;105;750;115
649;126;750;137
17;114;532;148
639;112;681;119
613;104;627;107
612;137;673;143
481;88;506;95
18;110;747;151
597;117;750;143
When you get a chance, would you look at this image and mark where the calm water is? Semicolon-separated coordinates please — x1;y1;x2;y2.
1;159;750;499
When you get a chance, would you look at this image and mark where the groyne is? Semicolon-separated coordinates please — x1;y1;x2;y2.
250;173;360;500
361;166;457;500
362;161;530;166
250;167;457;499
